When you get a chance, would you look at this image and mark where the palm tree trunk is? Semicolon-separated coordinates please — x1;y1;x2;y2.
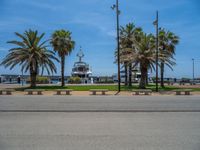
160;62;164;87
139;65;147;89
61;56;65;87
124;62;128;86
30;65;37;88
31;72;37;88
128;64;132;87
146;70;148;85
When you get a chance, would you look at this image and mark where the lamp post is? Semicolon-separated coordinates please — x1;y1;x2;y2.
21;70;24;86
112;0;121;92
192;58;195;84
153;11;159;92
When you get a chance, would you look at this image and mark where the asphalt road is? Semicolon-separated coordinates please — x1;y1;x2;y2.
0;112;200;150
0;96;200;150
0;95;200;112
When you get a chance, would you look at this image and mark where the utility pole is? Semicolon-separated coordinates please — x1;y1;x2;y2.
192;58;195;84
111;0;121;92
153;11;159;92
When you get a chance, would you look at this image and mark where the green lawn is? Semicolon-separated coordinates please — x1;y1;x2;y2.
14;84;196;92
17;85;119;91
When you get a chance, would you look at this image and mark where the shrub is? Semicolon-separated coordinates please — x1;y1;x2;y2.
27;76;49;84
68;77;81;84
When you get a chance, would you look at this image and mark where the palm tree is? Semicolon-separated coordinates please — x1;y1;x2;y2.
1;29;58;87
51;29;75;87
133;33;156;89
159;29;179;87
119;23;142;87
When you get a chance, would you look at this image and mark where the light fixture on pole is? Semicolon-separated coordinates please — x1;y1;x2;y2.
111;0;121;92
153;11;159;92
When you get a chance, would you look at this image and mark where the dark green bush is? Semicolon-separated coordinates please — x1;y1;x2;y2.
68;77;81;84
27;76;49;84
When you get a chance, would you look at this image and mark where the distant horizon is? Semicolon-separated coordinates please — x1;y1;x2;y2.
0;0;200;78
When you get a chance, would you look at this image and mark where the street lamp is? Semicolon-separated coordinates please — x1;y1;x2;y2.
192;58;195;84
153;11;159;92
111;0;121;92
21;69;24;86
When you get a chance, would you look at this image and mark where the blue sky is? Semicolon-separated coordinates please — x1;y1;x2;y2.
0;0;200;78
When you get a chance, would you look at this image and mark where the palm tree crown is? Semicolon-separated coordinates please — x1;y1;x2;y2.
51;30;75;57
1;29;58;87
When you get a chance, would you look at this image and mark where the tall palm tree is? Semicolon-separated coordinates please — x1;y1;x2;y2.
119;23;142;87
133;33;156;89
1;29;58;87
51;29;75;87
159;29;179;87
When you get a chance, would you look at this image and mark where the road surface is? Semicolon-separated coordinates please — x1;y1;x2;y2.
0;95;200;150
0;95;200;112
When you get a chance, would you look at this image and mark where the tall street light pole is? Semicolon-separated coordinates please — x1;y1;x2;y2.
153;11;159;92
112;0;121;92
192;58;195;84
21;69;24;86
